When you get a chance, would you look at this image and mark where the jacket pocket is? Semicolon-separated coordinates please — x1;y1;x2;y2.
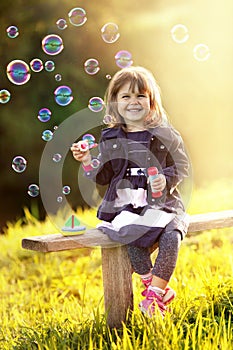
150;142;168;169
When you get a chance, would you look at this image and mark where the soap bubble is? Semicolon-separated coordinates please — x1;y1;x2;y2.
30;58;43;72
0;89;11;104
6;59;31;85
12;156;27;173
38;108;51;122
170;24;189;44
68;7;87;26
82;134;97;149
6;25;19;38
42;130;53;141
193;44;210;61
106;74;112;80
45;60;55;72
55;74;62;81
88;97;104;112
56;18;67;30
57;196;63;203
91;158;100;169
82;133;95;144
54;85;73;106
103;114;113;124
52;153;62;162
84;58;100;75
28;184;40;197
62;185;71;195
101;23;120;43
42;34;64;55
115;50;133;68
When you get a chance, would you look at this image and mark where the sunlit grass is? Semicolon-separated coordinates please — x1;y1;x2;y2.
187;177;233;214
0;179;232;349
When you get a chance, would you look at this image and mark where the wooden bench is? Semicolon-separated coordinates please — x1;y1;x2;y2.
22;210;233;328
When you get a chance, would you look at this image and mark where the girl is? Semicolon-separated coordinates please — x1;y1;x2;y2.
71;66;190;318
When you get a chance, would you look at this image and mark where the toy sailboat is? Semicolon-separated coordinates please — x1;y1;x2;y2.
61;214;86;236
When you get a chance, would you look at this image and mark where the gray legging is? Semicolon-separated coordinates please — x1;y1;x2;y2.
127;230;181;282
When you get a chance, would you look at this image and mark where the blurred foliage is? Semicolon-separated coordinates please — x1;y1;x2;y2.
0;0;232;228
0;0;121;227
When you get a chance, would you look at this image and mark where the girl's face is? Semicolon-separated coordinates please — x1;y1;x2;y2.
116;82;150;130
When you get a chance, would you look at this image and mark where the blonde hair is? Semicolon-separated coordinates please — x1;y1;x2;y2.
104;66;166;129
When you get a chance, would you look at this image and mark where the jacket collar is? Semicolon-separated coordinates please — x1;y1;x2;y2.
102;127;126;140
101;124;172;141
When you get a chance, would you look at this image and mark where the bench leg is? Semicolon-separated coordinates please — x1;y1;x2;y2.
101;245;133;328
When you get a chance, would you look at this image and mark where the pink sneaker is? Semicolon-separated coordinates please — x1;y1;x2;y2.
142;283;176;306
139;287;167;318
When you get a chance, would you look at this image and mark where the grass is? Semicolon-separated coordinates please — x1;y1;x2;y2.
0;178;233;349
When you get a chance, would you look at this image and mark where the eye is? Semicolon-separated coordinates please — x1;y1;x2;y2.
138;94;147;98
121;95;129;99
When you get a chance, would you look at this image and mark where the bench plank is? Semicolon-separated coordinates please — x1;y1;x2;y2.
187;210;233;233
22;229;120;253
22;210;233;253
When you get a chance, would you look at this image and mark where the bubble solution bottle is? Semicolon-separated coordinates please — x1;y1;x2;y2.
147;167;163;198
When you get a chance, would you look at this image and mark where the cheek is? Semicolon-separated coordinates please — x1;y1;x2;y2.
144;104;151;114
144;99;151;109
117;102;125;114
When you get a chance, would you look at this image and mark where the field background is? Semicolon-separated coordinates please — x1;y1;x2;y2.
0;179;232;349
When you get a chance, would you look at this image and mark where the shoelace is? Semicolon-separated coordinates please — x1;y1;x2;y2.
146;290;167;312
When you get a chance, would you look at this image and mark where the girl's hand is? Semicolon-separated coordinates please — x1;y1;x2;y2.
70;142;92;165
150;174;166;192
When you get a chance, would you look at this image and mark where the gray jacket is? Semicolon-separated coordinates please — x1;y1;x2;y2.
85;124;190;222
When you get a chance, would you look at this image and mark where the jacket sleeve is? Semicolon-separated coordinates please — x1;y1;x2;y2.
162;129;190;193
84;134;115;186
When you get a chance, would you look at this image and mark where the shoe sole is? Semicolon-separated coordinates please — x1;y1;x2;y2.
139;302;165;318
139;303;153;318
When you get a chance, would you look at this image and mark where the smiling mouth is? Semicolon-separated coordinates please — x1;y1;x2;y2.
127;108;142;112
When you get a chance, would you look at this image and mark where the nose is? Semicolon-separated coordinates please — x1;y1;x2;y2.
129;96;139;104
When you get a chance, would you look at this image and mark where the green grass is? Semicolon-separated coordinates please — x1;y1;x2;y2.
0;179;233;349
